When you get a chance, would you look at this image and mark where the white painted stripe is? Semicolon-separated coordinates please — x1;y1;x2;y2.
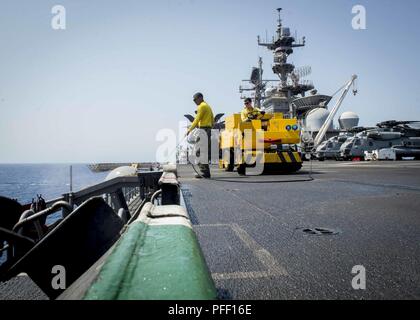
195;223;288;279
230;224;288;276
212;271;283;281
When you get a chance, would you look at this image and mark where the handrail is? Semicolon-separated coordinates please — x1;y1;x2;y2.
150;189;162;204
12;172;163;241
45;196;66;207
69;176;140;205
13;201;73;237
16;209;44;240
65;172;162;206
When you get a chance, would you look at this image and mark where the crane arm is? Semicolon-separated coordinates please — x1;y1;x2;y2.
313;75;358;148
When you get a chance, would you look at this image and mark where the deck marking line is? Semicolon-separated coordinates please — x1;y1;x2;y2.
231;223;288;276
212;271;280;281
195;223;288;280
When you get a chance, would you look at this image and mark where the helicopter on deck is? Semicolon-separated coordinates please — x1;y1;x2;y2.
339;121;420;160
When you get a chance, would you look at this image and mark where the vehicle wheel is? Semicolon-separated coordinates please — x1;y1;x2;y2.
237;164;246;176
318;157;325;162
287;163;303;173
224;148;234;172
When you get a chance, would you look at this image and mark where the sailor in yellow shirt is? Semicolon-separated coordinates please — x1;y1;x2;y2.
187;94;214;134
241;98;265;122
187;92;214;178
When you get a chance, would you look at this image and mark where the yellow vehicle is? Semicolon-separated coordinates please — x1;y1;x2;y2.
219;113;302;175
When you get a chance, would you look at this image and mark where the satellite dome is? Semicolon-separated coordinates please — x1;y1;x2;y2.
105;166;136;181
339;111;359;130
304;108;332;132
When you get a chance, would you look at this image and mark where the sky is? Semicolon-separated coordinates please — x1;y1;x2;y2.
0;0;419;163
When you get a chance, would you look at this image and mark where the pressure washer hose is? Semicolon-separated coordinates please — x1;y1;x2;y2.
164;135;188;162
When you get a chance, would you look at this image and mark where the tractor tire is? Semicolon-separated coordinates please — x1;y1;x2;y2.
237;164;246;176
225;149;234;172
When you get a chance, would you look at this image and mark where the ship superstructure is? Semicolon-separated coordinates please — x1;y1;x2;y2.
239;8;362;151
240;9;338;139
258;8;332;117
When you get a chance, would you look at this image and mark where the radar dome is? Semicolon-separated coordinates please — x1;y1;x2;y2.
339;111;359;130
105;166;136;181
304;108;332;132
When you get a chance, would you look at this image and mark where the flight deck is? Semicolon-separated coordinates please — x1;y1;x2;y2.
178;161;420;299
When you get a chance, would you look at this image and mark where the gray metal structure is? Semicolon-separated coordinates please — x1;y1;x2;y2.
340;121;420;160
315;133;355;160
239;57;268;108
239;8;360;156
256;8;333;119
312;75;358;148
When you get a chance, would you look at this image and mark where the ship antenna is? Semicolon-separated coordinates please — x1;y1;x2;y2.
277;8;282;27
69;165;73;192
276;8;283;40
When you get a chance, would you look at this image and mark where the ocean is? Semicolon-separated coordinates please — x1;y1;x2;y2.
0;164;109;205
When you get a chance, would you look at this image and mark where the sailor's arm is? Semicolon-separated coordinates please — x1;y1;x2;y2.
255;108;266;119
241;109;249;122
188;105;204;134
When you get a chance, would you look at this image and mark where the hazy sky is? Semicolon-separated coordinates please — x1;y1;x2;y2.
0;0;419;163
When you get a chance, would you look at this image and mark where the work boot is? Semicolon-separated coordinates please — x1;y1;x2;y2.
197;164;211;179
194;172;211;179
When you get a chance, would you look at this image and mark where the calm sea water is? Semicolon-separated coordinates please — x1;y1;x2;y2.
0;164;109;205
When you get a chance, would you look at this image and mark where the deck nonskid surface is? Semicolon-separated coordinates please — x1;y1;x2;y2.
178;162;420;299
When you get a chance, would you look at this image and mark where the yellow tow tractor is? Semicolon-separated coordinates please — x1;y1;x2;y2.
219;112;302;175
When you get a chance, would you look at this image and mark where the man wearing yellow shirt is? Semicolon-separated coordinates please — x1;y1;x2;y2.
187;92;214;178
241;98;265;122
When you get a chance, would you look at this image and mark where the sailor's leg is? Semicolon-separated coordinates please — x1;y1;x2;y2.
197;128;211;178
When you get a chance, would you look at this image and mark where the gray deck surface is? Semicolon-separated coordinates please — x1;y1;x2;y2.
0;274;48;300
178;161;420;300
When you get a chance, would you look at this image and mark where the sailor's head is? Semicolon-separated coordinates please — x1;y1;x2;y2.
244;98;253;108
193;92;204;105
